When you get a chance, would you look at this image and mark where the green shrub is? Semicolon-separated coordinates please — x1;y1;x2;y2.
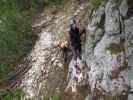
0;64;10;78
0;88;24;100
31;0;46;10
0;0;37;62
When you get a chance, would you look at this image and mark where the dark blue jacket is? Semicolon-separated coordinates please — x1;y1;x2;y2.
69;27;81;49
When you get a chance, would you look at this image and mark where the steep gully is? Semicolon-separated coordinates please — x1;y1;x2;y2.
20;1;90;99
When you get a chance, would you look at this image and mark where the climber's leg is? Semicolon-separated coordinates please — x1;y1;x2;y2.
76;44;82;60
70;44;77;61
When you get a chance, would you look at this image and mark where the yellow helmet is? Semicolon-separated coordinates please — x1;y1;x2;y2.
59;40;68;49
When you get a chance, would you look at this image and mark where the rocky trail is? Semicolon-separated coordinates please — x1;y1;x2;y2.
19;1;90;99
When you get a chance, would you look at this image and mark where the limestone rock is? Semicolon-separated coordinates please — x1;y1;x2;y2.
119;0;128;17
105;0;121;35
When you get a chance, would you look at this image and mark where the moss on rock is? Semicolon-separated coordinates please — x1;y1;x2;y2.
106;43;123;54
90;0;103;9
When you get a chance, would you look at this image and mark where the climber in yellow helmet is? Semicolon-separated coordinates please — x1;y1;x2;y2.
54;18;86;65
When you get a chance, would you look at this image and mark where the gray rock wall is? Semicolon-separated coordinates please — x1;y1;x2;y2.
84;0;133;99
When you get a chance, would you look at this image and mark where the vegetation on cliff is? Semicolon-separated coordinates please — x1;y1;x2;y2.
0;0;64;98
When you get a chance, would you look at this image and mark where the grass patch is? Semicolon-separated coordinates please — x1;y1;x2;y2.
44;96;60;100
106;43;123;54
0;88;24;100
0;0;37;63
0;64;10;78
90;0;103;9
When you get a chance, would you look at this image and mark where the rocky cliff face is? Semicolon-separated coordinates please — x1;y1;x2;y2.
84;0;133;99
18;0;133;100
65;0;133;99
